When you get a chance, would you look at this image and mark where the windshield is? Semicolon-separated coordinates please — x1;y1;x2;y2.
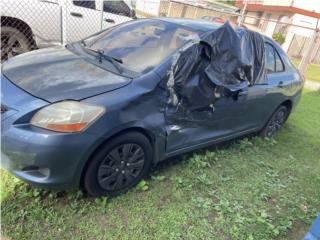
83;19;198;73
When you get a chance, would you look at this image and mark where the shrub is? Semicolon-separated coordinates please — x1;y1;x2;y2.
272;33;285;45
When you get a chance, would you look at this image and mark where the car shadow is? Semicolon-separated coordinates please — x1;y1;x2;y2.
149;133;256;176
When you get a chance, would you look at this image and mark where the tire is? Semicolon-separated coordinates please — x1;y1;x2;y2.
260;105;289;138
84;132;153;197
1;26;31;62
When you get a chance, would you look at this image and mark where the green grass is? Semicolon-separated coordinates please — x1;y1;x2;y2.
1;91;320;240
291;58;320;83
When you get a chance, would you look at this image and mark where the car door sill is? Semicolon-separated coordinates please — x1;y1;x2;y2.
165;127;260;158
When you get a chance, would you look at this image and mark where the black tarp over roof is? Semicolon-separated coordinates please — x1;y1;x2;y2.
170;22;266;110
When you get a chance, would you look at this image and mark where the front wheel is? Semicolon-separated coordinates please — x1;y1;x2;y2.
1;26;31;62
84;132;153;197
260;105;289;138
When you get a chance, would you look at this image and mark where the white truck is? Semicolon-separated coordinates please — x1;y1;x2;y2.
1;0;136;61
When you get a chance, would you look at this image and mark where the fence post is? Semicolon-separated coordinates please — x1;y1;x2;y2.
238;0;247;26
100;0;104;30
167;1;172;17
310;29;320;63
60;1;67;45
193;6;198;19
299;19;319;76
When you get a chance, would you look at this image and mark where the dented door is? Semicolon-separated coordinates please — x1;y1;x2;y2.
162;22;270;153
164;89;255;153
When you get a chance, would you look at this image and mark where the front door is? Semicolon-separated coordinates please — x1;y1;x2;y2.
65;0;101;43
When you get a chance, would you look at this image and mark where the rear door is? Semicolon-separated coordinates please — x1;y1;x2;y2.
101;0;133;29
222;42;294;131
66;0;101;42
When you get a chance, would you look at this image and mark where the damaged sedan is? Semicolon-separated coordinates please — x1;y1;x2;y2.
1;18;303;196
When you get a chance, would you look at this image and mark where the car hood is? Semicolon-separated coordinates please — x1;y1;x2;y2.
1;47;131;102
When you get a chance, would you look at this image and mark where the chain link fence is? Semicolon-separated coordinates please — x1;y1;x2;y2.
156;0;320;65
1;0;136;61
1;0;320;69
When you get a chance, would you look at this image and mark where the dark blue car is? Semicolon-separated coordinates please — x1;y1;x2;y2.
1;18;303;196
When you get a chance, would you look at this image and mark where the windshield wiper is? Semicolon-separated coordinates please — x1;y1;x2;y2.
83;47;123;74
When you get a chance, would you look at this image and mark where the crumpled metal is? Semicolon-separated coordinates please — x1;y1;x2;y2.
168;22;266;110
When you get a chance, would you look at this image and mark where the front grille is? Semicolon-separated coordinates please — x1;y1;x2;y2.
1;105;8;113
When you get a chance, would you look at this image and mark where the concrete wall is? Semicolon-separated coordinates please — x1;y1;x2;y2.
135;0;160;16
159;1;237;20
244;11;261;25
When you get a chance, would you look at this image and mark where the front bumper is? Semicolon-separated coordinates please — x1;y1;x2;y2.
1;122;100;189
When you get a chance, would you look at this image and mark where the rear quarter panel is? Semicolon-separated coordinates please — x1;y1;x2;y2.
264;40;303;121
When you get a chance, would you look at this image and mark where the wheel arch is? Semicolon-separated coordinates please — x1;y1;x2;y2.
267;99;293;123
1;16;37;48
260;99;293;135
78;127;156;188
281;99;293;114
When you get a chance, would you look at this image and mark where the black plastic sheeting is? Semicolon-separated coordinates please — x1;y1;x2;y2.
170;22;266;110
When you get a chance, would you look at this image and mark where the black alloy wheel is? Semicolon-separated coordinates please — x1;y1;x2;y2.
97;143;145;191
84;132;152;197
261;105;288;138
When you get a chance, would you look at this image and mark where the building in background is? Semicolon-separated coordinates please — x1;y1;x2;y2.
135;0;161;16
134;0;320;62
235;0;320;61
135;0;239;17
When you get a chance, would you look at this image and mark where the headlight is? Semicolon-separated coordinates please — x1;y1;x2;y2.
31;101;105;133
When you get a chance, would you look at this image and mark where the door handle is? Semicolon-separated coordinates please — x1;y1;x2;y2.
104;18;115;23
70;12;83;18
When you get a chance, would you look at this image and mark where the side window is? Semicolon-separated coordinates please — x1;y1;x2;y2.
275;50;284;72
265;43;285;73
265;43;275;73
103;0;130;16
73;1;96;9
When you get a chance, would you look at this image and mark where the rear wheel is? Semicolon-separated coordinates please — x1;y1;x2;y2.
84;132;153;197
1;26;31;62
260;105;289;138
